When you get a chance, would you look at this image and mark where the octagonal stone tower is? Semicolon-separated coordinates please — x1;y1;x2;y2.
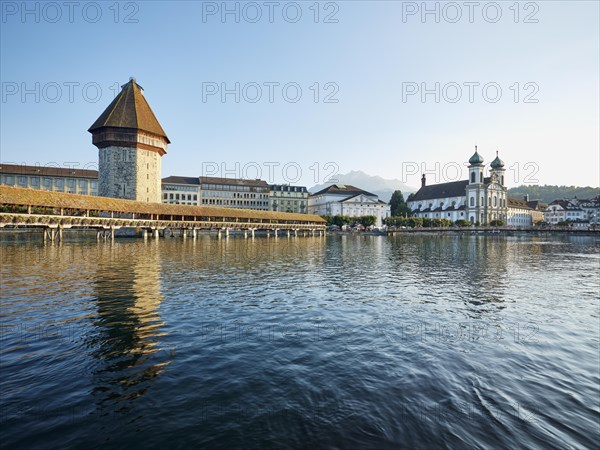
89;78;170;203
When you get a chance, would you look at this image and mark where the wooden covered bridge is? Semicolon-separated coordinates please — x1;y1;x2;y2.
0;186;326;241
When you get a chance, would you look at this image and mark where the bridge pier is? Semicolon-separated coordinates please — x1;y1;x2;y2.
154;229;160;239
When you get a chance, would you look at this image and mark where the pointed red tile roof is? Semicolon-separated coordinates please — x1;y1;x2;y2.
88;79;170;143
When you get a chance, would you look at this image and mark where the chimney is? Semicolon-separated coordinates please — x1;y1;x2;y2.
421;174;426;188
524;194;529;202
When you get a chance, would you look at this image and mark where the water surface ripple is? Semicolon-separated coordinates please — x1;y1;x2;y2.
1;234;599;449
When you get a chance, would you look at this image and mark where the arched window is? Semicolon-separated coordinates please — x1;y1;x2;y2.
480;172;483;182
470;197;475;207
471;172;475;183
493;196;497;207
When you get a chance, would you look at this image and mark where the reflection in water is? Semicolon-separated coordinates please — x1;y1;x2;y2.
1;233;598;449
88;242;170;414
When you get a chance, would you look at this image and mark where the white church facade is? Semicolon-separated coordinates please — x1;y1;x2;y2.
408;148;508;225
308;184;391;227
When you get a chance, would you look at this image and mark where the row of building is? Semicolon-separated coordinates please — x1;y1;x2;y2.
0;163;392;225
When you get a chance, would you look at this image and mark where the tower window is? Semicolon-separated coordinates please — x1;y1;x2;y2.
471;172;475;183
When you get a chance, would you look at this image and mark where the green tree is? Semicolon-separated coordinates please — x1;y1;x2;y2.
389;190;412;217
358;215;377;227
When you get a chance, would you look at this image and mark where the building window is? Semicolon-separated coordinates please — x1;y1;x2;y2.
55;179;63;187
68;179;75;188
470;172;475;183
470;197;474;207
79;180;87;189
31;177;39;186
18;176;26;185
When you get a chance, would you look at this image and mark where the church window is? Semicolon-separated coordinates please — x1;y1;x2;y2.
493;196;497;207
471;172;475;183
470;197;474;207
480;172;483;182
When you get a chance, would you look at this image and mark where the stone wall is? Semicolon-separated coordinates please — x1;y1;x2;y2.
99;146;162;203
135;148;162;203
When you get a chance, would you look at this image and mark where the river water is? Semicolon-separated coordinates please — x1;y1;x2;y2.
1;233;599;449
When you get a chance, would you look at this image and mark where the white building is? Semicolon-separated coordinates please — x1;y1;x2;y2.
544;198;598;225
269;184;308;213
162;176;269;210
308;184;391;227
507;198;533;227
0;163;98;196
571;196;600;225
408;148;508;224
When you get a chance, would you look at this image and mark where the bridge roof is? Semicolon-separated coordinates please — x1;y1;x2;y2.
0;186;325;223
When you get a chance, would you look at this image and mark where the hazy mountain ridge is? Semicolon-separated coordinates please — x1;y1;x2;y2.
309;170;417;202
507;185;600;204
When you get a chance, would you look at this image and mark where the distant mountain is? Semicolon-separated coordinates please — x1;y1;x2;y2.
507;185;600;204
309;170;417;202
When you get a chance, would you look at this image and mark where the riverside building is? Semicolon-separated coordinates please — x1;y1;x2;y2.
162;176;270;210
308;184;391;227
408;147;508;224
0;163;98;195
269;184;308;213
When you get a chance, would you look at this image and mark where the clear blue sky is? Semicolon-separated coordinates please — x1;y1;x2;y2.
1;1;598;189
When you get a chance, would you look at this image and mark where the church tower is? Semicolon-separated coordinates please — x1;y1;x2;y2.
89;78;170;203
466;146;485;224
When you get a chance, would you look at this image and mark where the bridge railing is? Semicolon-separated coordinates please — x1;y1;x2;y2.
0;212;324;231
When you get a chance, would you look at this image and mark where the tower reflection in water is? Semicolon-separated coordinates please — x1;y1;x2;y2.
88;241;171;414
